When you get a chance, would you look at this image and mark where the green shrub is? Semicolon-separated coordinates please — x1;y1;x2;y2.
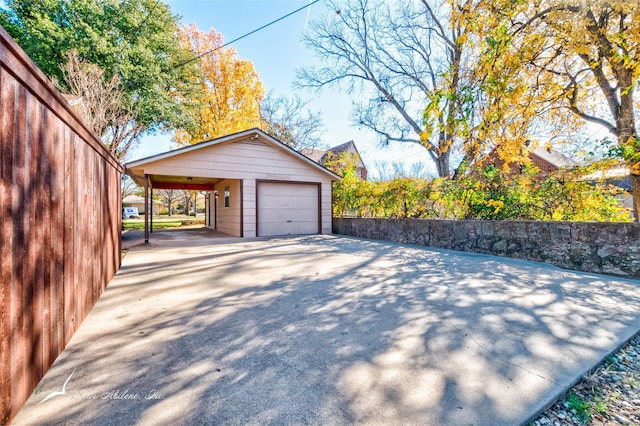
332;166;631;222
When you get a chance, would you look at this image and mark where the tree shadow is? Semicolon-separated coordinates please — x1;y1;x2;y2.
11;235;640;426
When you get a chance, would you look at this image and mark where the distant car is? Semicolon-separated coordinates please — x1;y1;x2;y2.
122;207;140;219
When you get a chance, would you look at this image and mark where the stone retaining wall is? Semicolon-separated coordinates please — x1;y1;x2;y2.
333;218;640;279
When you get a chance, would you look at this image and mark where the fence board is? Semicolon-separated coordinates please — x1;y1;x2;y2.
41;108;53;371
0;65;14;423
0;25;123;423
27;91;44;385
49;115;65;359
11;83;28;418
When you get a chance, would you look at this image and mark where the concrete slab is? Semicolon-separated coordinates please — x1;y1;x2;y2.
121;227;233;250
12;232;640;425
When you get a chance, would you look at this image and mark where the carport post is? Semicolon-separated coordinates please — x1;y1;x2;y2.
214;191;218;230
150;186;153;233
144;174;149;243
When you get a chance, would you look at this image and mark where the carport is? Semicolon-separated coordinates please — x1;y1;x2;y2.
125;128;340;242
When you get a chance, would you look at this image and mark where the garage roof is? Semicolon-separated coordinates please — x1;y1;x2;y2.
125;128;341;190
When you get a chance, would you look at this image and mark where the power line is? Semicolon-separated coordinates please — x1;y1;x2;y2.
176;0;320;68
136;0;161;33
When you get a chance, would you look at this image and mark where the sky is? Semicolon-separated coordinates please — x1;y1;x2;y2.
132;0;434;178
0;0;612;177
0;0;434;177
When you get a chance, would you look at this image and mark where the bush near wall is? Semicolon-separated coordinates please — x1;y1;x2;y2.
333;165;632;222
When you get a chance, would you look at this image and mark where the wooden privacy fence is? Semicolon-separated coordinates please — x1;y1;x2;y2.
1;26;123;423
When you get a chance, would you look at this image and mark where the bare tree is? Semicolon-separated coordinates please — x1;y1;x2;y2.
179;190;198;216
297;0;474;177
260;91;325;151
374;159;432;181
121;175;138;200
156;189;179;216
407;161;432;179
56;50;142;161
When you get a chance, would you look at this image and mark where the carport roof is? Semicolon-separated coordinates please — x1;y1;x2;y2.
124;128;341;190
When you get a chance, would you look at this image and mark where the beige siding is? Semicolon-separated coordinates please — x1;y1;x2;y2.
321;183;332;234
129;136;336;238
242;179;257;237
216;179;241;237
135;140;333;182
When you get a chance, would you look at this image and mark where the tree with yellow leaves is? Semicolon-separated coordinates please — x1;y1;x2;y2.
175;24;264;145
482;0;640;220
421;0;543;177
297;0;544;178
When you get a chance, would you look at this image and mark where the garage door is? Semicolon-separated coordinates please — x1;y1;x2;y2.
257;182;319;236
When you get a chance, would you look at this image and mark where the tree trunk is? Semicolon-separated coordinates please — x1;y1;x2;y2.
631;171;640;222
616;102;638;222
437;150;451;178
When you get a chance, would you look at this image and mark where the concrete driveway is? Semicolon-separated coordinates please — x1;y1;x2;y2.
12;231;640;425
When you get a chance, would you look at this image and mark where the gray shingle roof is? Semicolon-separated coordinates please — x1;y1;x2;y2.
531;147;577;168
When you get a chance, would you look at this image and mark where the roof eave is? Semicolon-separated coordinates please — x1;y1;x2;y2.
124;128;341;182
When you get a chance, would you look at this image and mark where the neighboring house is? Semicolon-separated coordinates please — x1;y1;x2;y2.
484;142;577;177
486;144;633;210
125;129;341;238
581;164;631;186
527;146;578;174
301;141;368;180
581;164;633;210
122;195;165;215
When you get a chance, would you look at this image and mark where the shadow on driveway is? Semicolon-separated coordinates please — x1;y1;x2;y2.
12;232;640;425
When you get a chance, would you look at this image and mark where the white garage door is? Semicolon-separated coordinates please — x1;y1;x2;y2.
257;182;319;236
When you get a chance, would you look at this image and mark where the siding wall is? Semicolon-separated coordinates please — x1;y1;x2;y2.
243;178;256;237
1;26;123;423
216;179;242;237
322;183;332;234
131;138;335;237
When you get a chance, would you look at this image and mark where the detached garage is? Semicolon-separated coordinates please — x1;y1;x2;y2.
125;129;340;239
257;181;320;236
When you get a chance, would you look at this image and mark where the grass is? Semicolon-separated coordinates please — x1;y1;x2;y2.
567;392;590;423
123;221;183;230
122;214;205;230
592;395;607;415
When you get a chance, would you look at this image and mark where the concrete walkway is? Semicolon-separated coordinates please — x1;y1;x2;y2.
12;232;640;425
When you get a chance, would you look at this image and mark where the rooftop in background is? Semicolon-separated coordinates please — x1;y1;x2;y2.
301;140;368;180
122;195;164;206
301;147;326;163
581;164;632;194
530;146;578;170
483;142;578;176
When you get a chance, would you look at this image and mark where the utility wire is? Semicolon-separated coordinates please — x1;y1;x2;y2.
136;0;161;33
176;0;320;68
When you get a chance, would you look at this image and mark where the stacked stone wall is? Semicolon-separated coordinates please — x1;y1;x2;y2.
333;218;640;278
